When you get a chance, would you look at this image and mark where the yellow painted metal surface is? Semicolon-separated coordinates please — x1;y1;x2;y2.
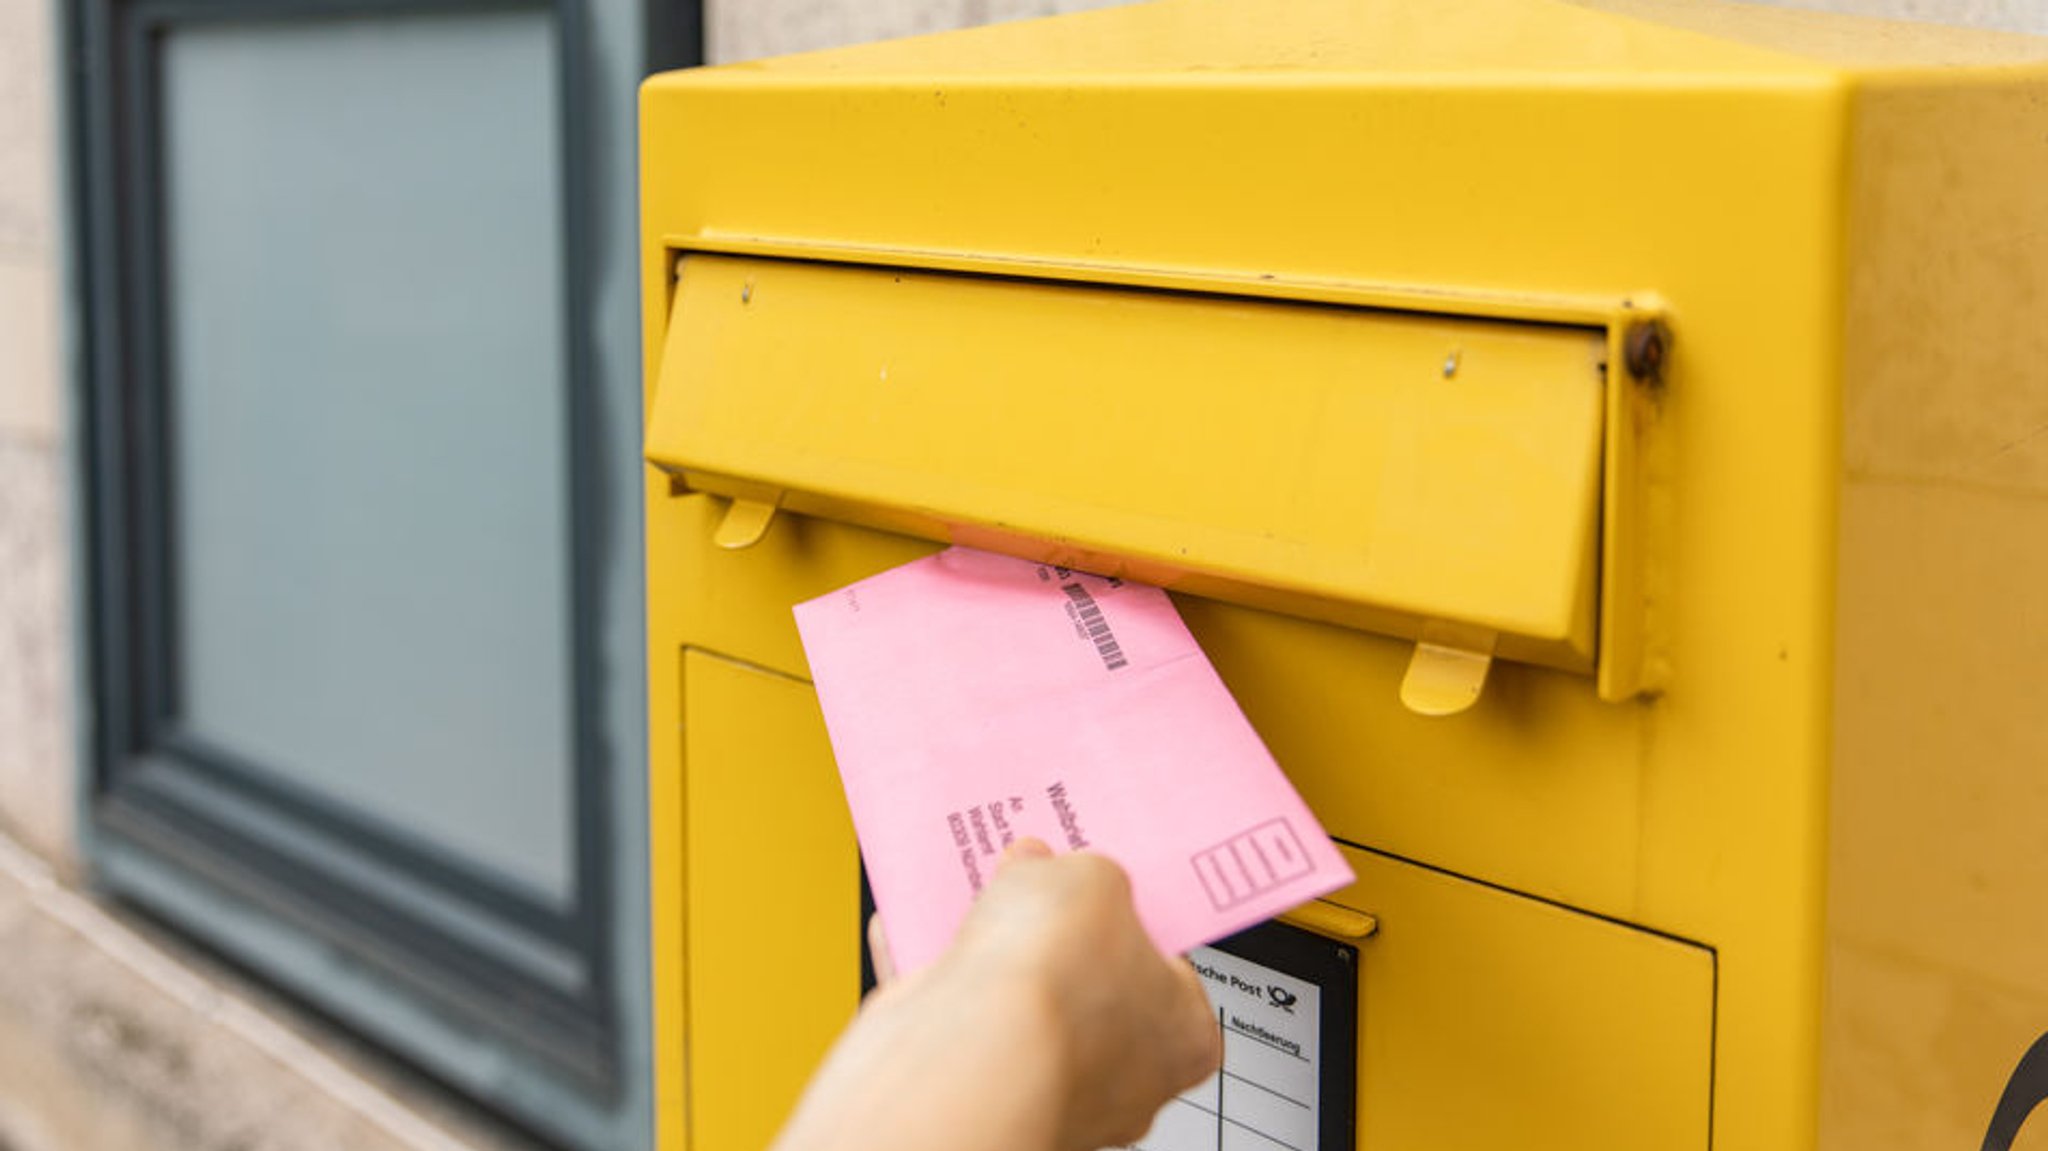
1329;845;1714;1150
1817;73;2048;1151
639;2;2048;1149
678;649;861;1151
650;254;1607;672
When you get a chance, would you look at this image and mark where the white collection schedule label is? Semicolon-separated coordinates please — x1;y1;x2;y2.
1129;943;1323;1151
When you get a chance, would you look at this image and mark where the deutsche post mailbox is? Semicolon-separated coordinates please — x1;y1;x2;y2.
640;2;2048;1148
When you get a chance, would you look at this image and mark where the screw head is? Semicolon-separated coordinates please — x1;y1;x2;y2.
1624;320;1670;383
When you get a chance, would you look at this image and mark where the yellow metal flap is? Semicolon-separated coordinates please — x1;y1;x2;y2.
649;254;1605;672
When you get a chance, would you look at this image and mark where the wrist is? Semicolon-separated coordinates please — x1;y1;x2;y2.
773;953;1073;1151
912;947;1077;1143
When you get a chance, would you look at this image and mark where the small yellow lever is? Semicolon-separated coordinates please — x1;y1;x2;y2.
1280;899;1380;941
1399;624;1497;716
713;496;781;550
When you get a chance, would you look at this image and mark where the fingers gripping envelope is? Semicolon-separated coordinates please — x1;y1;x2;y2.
794;547;1354;974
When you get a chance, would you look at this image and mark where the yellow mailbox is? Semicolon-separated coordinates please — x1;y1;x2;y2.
640;2;2048;1148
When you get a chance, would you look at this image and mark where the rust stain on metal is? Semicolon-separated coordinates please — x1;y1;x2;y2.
1624;319;1671;384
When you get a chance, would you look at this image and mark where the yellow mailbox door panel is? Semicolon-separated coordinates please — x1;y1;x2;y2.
678;648;861;1151
1329;846;1714;1151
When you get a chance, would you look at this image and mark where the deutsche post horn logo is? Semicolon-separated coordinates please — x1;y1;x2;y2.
1984;1032;2048;1151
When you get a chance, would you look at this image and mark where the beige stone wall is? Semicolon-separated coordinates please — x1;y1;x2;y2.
0;0;76;867
708;0;1134;64
0;0;60;440
1758;0;2045;31
707;0;2048;63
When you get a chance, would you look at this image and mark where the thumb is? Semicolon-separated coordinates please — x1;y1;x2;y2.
996;837;1055;873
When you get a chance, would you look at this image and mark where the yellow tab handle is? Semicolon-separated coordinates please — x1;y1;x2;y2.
713;496;781;550
1279;899;1380;941
1400;625;1497;716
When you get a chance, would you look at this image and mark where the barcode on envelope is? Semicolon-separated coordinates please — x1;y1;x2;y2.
1062;583;1129;671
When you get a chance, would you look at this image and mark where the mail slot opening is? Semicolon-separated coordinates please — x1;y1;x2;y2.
646;253;1613;710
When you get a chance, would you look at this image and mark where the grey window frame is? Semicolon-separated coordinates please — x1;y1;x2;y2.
63;0;698;1142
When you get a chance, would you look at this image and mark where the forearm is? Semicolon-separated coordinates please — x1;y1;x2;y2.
770;963;1072;1151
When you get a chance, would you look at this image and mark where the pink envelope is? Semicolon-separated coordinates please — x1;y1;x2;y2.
794;547;1353;975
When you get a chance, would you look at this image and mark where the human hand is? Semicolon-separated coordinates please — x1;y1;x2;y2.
937;838;1223;1149
773;840;1221;1151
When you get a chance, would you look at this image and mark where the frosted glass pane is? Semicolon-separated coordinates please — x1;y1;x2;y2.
161;9;574;904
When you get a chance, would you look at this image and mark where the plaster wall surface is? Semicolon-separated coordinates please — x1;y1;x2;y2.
0;0;74;867
708;0;1135;63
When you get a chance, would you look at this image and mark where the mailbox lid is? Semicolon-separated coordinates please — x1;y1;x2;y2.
648;254;1606;670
